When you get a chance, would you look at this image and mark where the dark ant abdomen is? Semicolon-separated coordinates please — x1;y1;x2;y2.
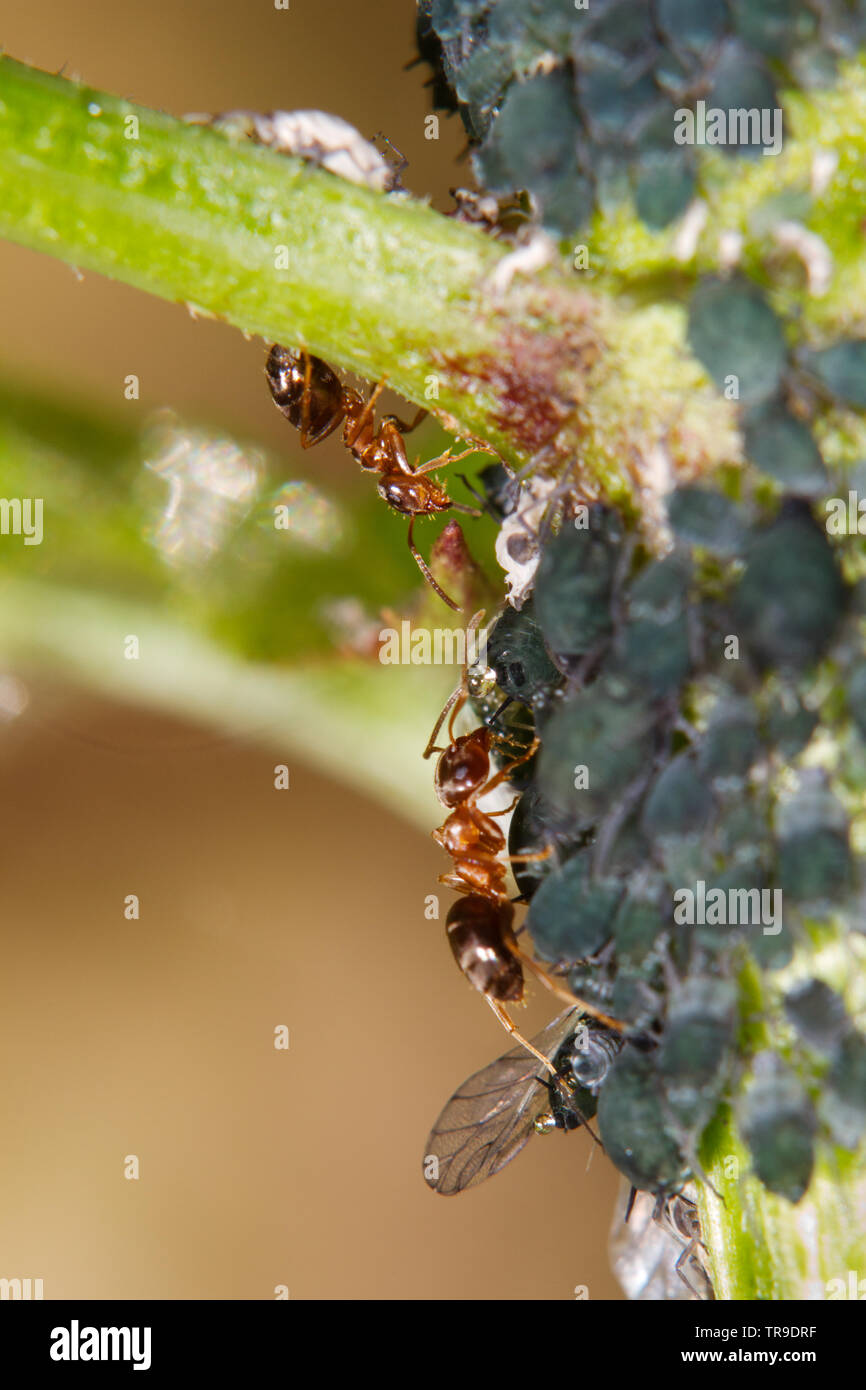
265;346;345;447
446;896;524;1002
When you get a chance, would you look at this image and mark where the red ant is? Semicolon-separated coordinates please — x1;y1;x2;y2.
423;612;623;1072
266;345;489;611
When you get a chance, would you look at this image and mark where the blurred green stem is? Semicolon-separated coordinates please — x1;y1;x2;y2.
0;55;604;472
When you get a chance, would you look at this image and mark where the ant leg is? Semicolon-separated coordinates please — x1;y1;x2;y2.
407;515;461;613
478;736;540;798
411;444;493;478
486;795;521;818
424;685;464;759
384;406;428;434
423;607;486;757
515;949;625;1032
485;997;557;1075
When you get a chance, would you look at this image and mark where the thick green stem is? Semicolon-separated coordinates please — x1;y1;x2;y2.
0;56;604;470
698;1108;866;1301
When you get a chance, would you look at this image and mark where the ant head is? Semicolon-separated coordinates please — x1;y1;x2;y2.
435;727;492;807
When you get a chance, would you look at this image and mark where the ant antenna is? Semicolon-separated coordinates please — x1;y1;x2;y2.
423;609;486;758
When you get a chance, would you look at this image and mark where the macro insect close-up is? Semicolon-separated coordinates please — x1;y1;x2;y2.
0;0;865;1347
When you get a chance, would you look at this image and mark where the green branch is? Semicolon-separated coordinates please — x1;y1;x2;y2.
0;55;604;470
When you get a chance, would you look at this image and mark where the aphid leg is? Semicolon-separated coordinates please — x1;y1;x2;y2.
485;996;557;1075
674;1239;712;1300
407;516;461;613
516;951;625;1033
624;1185;639;1223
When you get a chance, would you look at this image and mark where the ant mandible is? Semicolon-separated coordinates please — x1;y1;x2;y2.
266;344;489;611
423;612;624;1072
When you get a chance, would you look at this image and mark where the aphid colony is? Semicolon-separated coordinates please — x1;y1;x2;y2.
266;339;866;1297
424;472;866;1250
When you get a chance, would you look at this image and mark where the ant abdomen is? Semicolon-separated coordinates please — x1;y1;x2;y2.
265;345;345;447
446;896;524;1003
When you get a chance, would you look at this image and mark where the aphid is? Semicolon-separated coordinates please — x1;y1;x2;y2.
190;108;396;191
465;661;536;779
610;1183;714;1301
424;613;623;1068
596;1046;688;1193
738;1052;817;1203
423;1007;616;1195
266;345;486;610
657;975;737;1136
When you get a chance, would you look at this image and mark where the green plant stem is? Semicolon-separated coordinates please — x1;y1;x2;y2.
0;55;604;471
698;1107;866;1300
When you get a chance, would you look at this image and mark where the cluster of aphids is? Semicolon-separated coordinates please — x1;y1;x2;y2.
420;459;866;1296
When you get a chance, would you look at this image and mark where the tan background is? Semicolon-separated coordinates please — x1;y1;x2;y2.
0;0;622;1298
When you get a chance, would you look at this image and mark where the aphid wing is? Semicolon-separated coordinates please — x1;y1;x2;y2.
423;1008;578;1195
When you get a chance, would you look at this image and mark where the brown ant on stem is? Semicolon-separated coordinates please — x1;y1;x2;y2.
266;345;491;611
423;612;624;1073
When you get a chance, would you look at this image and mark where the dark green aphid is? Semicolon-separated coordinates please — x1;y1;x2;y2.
821;1030;866;1150
613;551;693;695
738;1053;817;1203
775;772;853;909
537;679;657;822
612;884;669;966
668;485;746;557
641;753;714;838
475;70;592;234
483;598;561;707
526;848;622;961
657;0;729;53
658;977;737;1132
765;688;817;757
634;150;695;228
533;505;621;658
803;339;866;409
688;277;787;406
783;978;848;1054
731;504;847;671
705;45;779;157
728;0;817;59
697;697;761;788
597;1048;687;1192
610;972;663;1030
743;401;827;497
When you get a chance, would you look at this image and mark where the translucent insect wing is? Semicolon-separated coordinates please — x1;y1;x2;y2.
423;1008;578;1195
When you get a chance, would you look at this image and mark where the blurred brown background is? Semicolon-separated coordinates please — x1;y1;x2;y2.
0;0;622;1298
